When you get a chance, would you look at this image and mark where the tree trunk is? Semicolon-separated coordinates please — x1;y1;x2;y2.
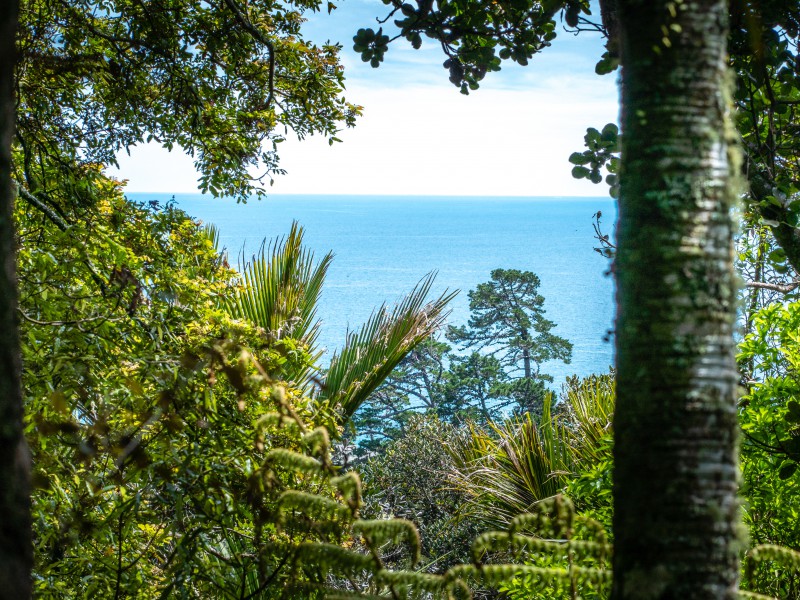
522;347;531;380
0;0;31;597
613;1;741;598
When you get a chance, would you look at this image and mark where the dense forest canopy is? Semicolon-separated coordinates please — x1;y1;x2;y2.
1;0;800;598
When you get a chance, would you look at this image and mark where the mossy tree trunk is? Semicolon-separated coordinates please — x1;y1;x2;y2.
0;0;31;597
612;1;741;598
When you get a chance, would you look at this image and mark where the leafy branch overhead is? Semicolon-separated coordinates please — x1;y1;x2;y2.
355;0;594;94
17;0;362;201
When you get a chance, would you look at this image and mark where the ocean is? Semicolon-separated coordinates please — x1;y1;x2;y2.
128;193;617;389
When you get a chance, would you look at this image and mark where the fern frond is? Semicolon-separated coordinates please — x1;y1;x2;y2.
277;491;353;523
737;592;779;600
469;530;609;565
354;519;422;566
295;542;378;576
375;568;448;593
448;563;609;590
745;543;800;595
324;592;392;600
304;426;332;457
332;472;363;511
264;449;325;477
255;411;305;435
746;543;800;568
509;495;574;536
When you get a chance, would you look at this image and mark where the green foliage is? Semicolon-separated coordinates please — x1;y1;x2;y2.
738;301;800;477
442;351;536;422
567;4;800;280
319;275;456;424
470;496;611;600
227;221;333;386
447;268;572;386
353;27;390;68
350;269;568;455
17;0;360;201
347;338;452;454
743;544;800;600
359;414;482;573
730;5;800;228
356;0;591;94
447;373;614;530
568;124;620;198
449;398;570;528
729;296;800;597
737;301;800;597
18;179;465;597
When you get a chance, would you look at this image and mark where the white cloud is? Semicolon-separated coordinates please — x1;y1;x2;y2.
113;145;199;193
270;83;617;196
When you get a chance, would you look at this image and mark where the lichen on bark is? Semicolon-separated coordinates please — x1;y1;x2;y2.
612;1;742;598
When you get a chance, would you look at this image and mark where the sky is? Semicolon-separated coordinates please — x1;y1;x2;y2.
112;0;619;197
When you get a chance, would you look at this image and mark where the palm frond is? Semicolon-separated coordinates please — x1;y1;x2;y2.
226;222;333;387
227;221;332;351
318;273;457;425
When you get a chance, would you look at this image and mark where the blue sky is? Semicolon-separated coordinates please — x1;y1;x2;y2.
113;0;619;196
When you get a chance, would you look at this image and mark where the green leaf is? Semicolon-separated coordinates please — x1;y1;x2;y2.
601;123;619;142
571;165;591;179
779;461;797;480
786;400;800;423
595;52;619;75
564;5;579;27
569;152;591;165
769;248;787;263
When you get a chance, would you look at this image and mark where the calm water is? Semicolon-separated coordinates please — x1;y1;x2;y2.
128;193;617;388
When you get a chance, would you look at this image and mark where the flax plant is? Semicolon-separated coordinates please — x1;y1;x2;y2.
448;374;614;529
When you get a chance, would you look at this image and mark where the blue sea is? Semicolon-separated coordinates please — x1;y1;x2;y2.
128;193;617;389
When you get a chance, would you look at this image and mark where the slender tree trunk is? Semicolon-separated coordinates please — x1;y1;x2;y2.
414;350;437;409
517;323;533;380
612;1;741;598
0;1;31;597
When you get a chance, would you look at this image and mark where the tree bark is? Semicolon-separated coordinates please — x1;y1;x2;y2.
520;332;532;380
613;1;741;598
0;0;31;597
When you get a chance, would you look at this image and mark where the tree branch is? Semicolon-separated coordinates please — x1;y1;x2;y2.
16;308;124;327
220;0;275;109
745;280;800;294
17;186;109;292
17;186;68;231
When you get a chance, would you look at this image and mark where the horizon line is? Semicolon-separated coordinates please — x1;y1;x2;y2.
124;191;614;200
